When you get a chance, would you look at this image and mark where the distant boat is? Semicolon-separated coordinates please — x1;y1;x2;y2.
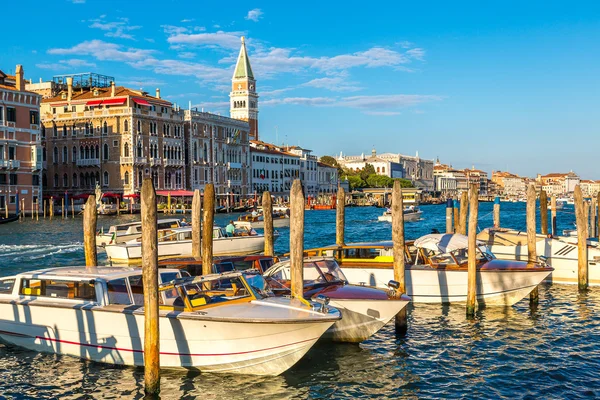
378;205;422;222
0;215;19;225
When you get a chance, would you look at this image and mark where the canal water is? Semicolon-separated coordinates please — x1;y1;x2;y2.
0;202;598;399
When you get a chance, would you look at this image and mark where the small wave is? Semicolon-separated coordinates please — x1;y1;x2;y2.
0;243;83;260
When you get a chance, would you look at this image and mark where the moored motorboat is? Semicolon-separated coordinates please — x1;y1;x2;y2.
0;267;340;375
377;205;422;222
103;226;271;264
96;218;183;246
236;211;290;229
303;233;553;305
263;257;410;342
477;227;600;286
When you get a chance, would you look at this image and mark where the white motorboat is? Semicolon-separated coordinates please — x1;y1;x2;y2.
263;257;410;343
96;218;183;246
478;227;600;286
104;226;270;264
378;205;422;222
0;267;340;375
304;234;553;305
236;212;290;229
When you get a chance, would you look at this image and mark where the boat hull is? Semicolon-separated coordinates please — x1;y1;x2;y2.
0;301;335;375
488;240;600;286
104;235;266;264
339;266;550;305
378;211;422;222
324;298;408;342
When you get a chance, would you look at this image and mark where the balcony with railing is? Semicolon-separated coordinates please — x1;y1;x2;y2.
0;159;20;169
120;156;133;164
76;158;100;167
163;158;184;167
32;161;42;171
150;157;162;167
227;179;242;186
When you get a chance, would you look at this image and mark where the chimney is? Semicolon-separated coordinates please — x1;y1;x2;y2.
15;65;24;91
110;81;115;97
156;88;161;99
66;77;73;103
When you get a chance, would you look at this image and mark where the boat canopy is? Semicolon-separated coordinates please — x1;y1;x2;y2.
414;234;483;253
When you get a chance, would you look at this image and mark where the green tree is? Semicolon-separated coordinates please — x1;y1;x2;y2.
393;178;414;188
319;155;339;168
360;164;376;181
347;175;366;190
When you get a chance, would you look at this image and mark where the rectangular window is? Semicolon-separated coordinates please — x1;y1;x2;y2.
0;278;15;294
9;195;16;204
0;106;3;121
9;174;17;185
32;175;40;186
106;278;131;305
6;107;16;122
113;140;118;147
19;279;96;300
0;174;6;184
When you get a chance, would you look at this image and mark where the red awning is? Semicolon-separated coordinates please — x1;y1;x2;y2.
86;99;103;106
72;193;91;200
102;98;126;106
123;193;140;198
133;98;150;106
102;192;121;198
157;190;195;197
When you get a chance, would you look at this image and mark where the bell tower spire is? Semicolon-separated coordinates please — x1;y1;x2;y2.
230;36;259;140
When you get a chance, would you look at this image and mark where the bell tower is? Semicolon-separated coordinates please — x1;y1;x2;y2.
230;36;258;140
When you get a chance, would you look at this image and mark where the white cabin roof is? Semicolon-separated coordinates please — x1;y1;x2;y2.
13;266;179;281
414;233;483;253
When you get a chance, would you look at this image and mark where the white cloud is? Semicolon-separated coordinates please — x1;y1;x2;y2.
262;97;336;106
89;17;141;40
302;77;361;92
71;0;85;3
48;40;154;62
178;52;196;59
167;31;244;49
36;58;97;70
245;9;264;22
181;19;194;23
121;77;166;87
363;111;401;116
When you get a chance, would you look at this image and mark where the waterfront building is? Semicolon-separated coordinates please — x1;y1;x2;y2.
184;109;250;202
249;140;300;196
229;37;258;141
0;65;42;214
503;176;527;197
30;73;185;198
536;172;580;195
432;159;467;195
464;166;489;195
491;171;519;191
287;145;320;197
317;162;338;194
338;149;403;178
580;180;600;197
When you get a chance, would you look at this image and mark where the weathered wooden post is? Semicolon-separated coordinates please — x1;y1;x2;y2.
71;198;75;218
49;197;54;218
263;191;274;256
591;196;597;238
141;178;160;395
459;191;468;235
391;181;407;333
584;200;590;236
31;199;34;220
43;199;46;219
202;183;215;276
83;195;97;268
117;196;121;216
574;186;588;291
36;200;39;221
493;196;501;228
551;195;557;236
466;184;479;317
290;180;305;301
527;184;538;304
62;197;65;219
540;190;548;235
336;187;346;245
445;198;453;233
453;199;459;232
191;189;201;259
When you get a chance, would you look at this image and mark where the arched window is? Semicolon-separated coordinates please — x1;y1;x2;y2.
62;124;67;136
53;146;58;163
72;146;77;163
95;171;100;185
203;143;207;160
90;123;94;134
53;173;58;187
73;173;78;187
85;146;90;159
63;173;68;187
137;120;141;133
193;142;198;161
103;171;109;186
42;147;47;161
124;171;129;185
80;173;85;187
137;142;142;157
163;145;167;159
124;119;128;131
103;143;109;160
103;121;108;134
123;142;130;157
72;123;76;136
376;167;380;173
382;167;385;173
138;171;143;187
43;174;47;187
85;122;89;135
41;125;46;138
63;146;68;163
95;145;100;159
84;173;90;187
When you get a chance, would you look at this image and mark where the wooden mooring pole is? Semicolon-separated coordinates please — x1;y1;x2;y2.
263;191;274;256
445;198;453;234
49;197;54;218
31;199;34;221
35;200;39;221
493;196;501;228
202;183;215;276
527;184;538;305
83;195;97;268
453;199;459;233
71;198;75;218
574;186;588;290
336;187;346;246
466;184;479;317
290;180;305;301
551;195;557;236
43;199;46;219
540;190;548;236
591;196;597;238
141;178;160;395
62;198;65;219
459;191;468;235
392;181;407;334
191;189;201;259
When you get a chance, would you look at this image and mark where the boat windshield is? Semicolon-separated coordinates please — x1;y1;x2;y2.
176;275;254;307
314;259;348;283
244;273;272;299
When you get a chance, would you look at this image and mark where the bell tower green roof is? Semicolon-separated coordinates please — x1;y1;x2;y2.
233;36;254;80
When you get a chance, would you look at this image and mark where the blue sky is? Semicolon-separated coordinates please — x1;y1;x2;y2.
4;0;600;178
